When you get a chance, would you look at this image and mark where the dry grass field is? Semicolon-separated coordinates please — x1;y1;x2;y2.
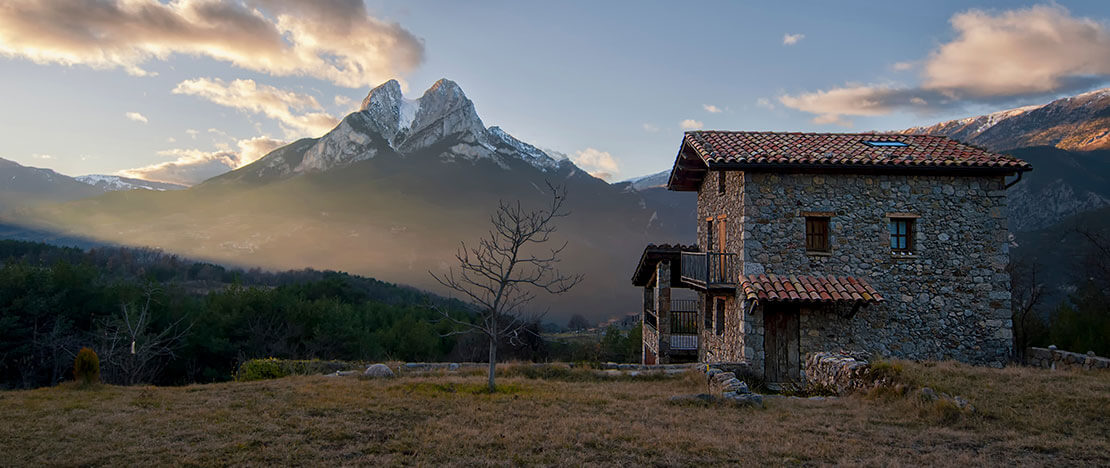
1;361;1107;466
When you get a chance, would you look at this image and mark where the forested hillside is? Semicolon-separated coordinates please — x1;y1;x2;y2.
0;240;479;389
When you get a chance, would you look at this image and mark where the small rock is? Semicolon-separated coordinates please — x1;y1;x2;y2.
952;395;975;412
364;364;395;378
731;394;763;408
670;394;714;403
919;387;938;402
728;381;751;394
706;369;722;377
447;363;460;371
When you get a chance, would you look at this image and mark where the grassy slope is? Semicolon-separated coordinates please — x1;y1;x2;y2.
0;362;1107;466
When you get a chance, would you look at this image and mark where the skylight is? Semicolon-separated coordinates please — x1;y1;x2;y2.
863;140;909;147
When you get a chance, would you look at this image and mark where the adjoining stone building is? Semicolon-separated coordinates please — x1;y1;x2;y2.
632;131;1031;383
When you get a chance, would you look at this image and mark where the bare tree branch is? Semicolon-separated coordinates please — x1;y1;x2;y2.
428;183;582;392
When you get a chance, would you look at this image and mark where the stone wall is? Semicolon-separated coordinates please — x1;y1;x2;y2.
697;170;751;364
804;352;873;395
699;170;1014;371
1025;346;1110;371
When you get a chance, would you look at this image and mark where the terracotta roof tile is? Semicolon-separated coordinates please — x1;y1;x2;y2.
668;131;1031;190
740;274;883;305
687;131;1029;169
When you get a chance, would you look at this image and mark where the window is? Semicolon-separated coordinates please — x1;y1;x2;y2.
717;171;726;195
889;218;915;254
706;219;714;250
805;217;830;252
715;298;726;335
863;140;909;147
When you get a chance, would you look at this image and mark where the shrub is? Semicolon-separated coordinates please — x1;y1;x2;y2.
234;358;367;381
234;358;289;382
73;347;100;387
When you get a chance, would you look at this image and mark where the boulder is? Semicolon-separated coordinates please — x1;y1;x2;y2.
730;393;763;408
364;364;395;378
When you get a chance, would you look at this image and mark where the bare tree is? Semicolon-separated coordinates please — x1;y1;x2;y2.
431;184;582;392
1009;258;1045;361
97;286;192;385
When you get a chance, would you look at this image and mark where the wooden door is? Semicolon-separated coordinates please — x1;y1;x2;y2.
763;304;800;384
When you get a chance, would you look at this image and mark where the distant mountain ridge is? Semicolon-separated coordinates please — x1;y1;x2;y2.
19;78;696;321
901;88;1110;152
76;174;187;192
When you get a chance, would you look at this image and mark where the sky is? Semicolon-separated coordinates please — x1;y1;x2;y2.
1;0;1109;185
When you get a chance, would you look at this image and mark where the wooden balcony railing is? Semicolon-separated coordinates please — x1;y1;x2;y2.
670;310;698;350
680;252;739;288
670;311;697;335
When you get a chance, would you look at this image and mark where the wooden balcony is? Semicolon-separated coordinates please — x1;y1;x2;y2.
680;252;739;290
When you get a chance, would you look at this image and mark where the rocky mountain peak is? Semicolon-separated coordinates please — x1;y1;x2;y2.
249;78;564;178
360;79;403;113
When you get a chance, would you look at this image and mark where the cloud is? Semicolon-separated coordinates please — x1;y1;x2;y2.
334;94;355;110
679;119;704;130
119;135;286;185
892;61;915;71
779;5;1110;124
167;137;176;143
923;4;1110;97
33;153;53;160
783;33;805;45
234;135;286;166
119;148;239;185
185;129;199;139
755;98;775;110
703;104;722;113
0;0;424;88
778;84;945;126
173;78;338;137
570;148;619;181
642;123;660;133
124;111;148;123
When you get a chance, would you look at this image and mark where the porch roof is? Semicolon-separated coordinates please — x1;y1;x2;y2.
740;274;883;305
631;244;699;287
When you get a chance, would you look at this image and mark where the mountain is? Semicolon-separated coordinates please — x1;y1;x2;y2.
75;175;187;192
900;88;1110;231
622;171;669;191
17;79;695;321
1003;147;1110;231
0;157;101;211
901;88;1110;152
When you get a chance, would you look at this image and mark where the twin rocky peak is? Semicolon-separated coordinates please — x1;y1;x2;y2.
254;78;565;178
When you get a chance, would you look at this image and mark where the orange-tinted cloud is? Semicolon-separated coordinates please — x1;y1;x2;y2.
173;78;338;137
0;0;424;87
780;5;1110;124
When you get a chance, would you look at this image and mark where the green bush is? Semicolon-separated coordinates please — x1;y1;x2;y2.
234;358;366;381
234;358;289;382
73;347;100;386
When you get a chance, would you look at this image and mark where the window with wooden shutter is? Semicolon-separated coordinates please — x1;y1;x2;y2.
805;217;830;253
889;218;915;254
715;298;725;335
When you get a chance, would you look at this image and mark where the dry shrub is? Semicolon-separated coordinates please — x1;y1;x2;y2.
73;347;100;387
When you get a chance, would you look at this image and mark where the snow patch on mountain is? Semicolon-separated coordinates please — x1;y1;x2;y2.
398;98;420;130
76;174;187;192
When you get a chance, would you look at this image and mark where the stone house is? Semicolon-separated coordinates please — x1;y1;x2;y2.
632;131;1031;383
